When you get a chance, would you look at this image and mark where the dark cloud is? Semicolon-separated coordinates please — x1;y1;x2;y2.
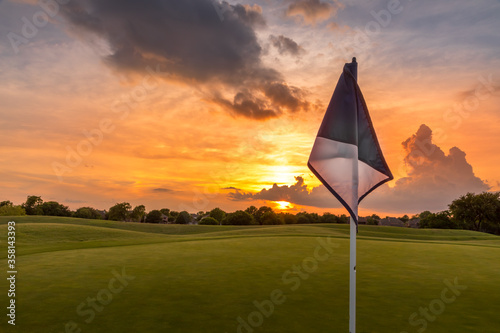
399;124;488;193
263;82;310;112
269;35;305;56
212;89;280;120
286;0;343;24
212;81;310;119
59;0;311;120
153;188;172;193
231;3;266;27
362;125;490;212
230;125;490;214
61;0;266;84
228;176;341;208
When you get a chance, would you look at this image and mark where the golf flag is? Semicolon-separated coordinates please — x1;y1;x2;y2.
307;58;393;225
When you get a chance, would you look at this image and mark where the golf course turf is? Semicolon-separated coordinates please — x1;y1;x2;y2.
1;216;499;333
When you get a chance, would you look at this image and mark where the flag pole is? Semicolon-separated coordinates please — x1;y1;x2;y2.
308;56;393;333
349;56;358;333
349;215;356;333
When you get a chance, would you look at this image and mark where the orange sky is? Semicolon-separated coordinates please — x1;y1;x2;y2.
1;0;499;217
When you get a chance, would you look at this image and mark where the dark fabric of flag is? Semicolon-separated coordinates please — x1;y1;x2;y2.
308;59;393;225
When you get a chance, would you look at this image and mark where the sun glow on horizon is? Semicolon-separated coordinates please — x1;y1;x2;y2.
274;200;293;210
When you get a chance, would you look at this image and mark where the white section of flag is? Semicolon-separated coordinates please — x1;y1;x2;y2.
308;136;388;218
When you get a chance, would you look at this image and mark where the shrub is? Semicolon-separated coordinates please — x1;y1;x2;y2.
420;211;458;229
320;213;338;224
209;208;226;223
280;213;297;224
175;211;191;224
223;210;256;225
0;205;26;216
199;217;219;225
260;211;283;225
145;210;163;223
296;213;310;224
74;207;102;219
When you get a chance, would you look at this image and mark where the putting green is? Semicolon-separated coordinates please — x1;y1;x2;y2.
0;217;499;332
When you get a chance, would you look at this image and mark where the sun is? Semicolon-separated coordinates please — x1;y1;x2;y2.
274;201;293;210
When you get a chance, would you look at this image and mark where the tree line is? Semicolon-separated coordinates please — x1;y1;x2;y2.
1;192;499;234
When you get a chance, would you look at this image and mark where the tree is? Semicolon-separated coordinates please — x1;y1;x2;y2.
199;217;219;225
367;214;381;225
130;205;146;222
145;210;163;223
399;214;409;223
0;205;26;216
449;192;500;232
22;195;43;215
160;208;170;216
209;207;226;224
255;206;274;225
175;211;191;224
418;211;433;220
169;210;179;223
108;202;131;221
280;212;297;224
419;211;458;229
296;212;310;224
0;200;13;207
338;214;349;224
245;205;258;217
40;201;72;217
260;211;283;225
223;210;256;225
74;207;102;219
307;212;321;224
195;211;207;222
320;213;338;224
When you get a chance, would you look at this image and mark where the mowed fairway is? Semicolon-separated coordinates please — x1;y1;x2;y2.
1;217;500;333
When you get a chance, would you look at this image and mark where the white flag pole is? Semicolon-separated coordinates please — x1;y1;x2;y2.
349;56;359;333
349;215;356;333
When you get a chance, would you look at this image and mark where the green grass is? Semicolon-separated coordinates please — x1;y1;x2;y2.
0;216;499;332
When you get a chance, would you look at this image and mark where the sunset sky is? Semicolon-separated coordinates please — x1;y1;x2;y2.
1;0;499;217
